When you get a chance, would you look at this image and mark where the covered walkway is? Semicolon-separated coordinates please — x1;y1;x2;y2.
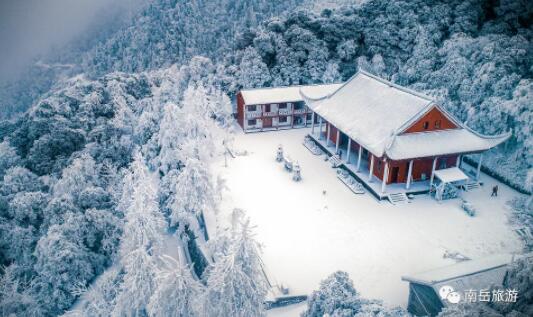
308;131;430;200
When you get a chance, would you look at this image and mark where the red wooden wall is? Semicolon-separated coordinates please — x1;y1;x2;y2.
369;155;458;184
327;123;338;145
236;92;245;129
403;106;458;133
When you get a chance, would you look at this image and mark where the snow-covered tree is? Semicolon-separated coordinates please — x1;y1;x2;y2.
71;266;123;317
203;214;268;317
494;256;533;316
147;255;203;317
302;271;363;317
302;271;408;317
322;62;341;84
0;167;43;197
53;154;99;205
33;220;95;314
113;152;166;316
0;265;44;317
158;102;183;175
238;47;271;89
168;157;215;229
0;140;19;178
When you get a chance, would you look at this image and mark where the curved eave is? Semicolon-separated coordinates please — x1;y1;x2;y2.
385;128;511;161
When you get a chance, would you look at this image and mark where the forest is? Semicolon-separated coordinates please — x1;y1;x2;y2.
0;0;531;316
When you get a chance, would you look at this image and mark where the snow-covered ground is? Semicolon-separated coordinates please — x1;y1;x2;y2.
207;127;523;313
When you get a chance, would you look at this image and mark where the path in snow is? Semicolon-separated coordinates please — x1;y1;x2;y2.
207;127;523;310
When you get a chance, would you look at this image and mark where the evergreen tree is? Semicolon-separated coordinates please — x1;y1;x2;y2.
147;255;203;317
203;214;268;317
113;152;166;316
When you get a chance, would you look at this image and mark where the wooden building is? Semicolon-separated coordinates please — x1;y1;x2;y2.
236;83;342;132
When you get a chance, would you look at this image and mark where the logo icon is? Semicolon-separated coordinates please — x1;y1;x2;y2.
439;285;461;304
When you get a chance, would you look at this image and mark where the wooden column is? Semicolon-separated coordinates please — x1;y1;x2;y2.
318;117;323;138
356;146;362;172
346;139;351;163
429;157;438;189
406;160;414;189
476;153;483;180
381;160;389;193
335;130;340;154
368;154;374;182
326;123;331;146
310;112;315;134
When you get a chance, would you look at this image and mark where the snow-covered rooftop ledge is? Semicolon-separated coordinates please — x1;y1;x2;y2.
401;253;514;286
386;129;511;161
240;83;342;105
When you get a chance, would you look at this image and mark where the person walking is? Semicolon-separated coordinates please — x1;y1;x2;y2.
491;185;499;197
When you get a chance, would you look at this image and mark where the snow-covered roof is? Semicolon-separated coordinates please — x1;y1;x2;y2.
386;128;511;160
302;70;510;158
302;70;434;156
240;83;342;105
402;254;513;287
433;167;469;183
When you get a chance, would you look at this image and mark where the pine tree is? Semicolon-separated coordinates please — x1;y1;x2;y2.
147;255;203;317
113;152;166;316
203;214;268;317
169;156;215;230
158;102;183;175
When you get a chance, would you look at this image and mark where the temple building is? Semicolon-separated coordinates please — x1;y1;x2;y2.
236;71;510;200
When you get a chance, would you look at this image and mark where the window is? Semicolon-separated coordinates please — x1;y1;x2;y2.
279;116;288;123
423;121;429;130
306;113;312;121
294;102;304;110
248;105;257;112
247;119;257;126
439;159;447;169
435;120;441;128
279;103;287;109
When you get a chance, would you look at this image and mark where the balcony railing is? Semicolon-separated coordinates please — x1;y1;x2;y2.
246;111;262;119
263;111;278;117
293;108;307;114
279;109;292;115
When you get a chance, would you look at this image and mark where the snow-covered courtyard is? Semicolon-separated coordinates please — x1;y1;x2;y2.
208;127;523;311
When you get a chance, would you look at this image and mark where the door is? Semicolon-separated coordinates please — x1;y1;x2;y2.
263;117;272;128
264;104;271;113
391;166;400;183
